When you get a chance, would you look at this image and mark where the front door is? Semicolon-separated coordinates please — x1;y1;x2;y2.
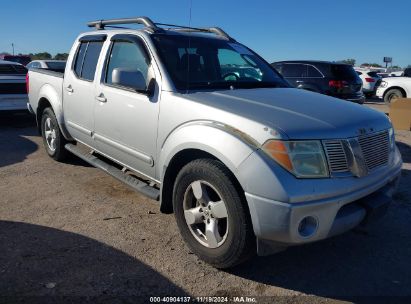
93;35;160;179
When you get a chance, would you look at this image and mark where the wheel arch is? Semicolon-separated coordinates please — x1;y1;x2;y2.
36;85;73;140
383;86;407;100
158;123;258;214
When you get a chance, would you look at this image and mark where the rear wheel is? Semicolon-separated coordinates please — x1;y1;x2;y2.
41;107;68;161
173;159;255;268
384;89;404;104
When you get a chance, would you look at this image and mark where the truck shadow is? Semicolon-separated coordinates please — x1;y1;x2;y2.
0;221;188;302
0;112;38;168
229;141;411;302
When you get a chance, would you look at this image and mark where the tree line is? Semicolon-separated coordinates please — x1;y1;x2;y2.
1;52;69;61
28;52;69;60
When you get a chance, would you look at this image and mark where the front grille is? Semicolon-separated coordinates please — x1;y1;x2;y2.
323;140;349;173
358;130;389;171
0;83;27;94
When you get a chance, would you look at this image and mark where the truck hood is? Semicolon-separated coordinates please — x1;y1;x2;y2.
185;88;391;140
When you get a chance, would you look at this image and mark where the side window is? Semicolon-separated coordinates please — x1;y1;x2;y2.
73;41;103;81
74;43;87;77
105;41;150;89
281;64;305;77
307;65;323;77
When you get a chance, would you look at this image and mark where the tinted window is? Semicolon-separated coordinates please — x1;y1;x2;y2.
74;42;87;77
331;64;358;80
46;61;66;70
105;41;150;89
81;42;103;81
404;68;411;77
307;65;322;77
367;71;379;77
0;64;27;75
73;41;103;81
281;64;306;77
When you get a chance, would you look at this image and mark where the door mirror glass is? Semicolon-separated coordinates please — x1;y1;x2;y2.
112;68;146;91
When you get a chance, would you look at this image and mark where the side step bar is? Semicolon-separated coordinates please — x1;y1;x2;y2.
65;143;160;201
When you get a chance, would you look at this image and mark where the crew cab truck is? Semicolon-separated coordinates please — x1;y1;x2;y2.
28;17;402;268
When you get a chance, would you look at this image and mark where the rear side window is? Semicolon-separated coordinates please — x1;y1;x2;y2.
331;65;358;80
73;41;103;81
281;64;305;77
0;64;27;75
367;71;379;77
307;65;322;77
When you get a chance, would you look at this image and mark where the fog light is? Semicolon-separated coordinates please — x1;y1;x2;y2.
298;216;318;238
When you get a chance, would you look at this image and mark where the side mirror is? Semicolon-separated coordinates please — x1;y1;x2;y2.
112;68;147;92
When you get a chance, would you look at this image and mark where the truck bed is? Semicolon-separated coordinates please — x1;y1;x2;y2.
28;68;64;116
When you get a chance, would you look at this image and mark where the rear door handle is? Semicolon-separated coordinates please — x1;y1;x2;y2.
66;85;74;93
95;94;107;103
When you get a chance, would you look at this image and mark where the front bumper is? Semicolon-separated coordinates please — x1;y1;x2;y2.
376;87;386;99
244;157;402;250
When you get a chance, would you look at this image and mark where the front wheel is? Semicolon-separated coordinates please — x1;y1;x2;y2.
384;89;404;104
173;159;255;268
41;107;68;161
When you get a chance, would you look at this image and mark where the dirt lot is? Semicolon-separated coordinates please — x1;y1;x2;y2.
1;109;411;304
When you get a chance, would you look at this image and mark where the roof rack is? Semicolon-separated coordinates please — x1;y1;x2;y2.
155;23;234;41
87;17;160;31
87;17;234;40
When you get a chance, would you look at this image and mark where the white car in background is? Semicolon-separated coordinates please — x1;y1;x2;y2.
356;69;381;97
27;60;66;72
0;60;28;111
376;76;411;103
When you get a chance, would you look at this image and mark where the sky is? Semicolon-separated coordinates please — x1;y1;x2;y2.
0;0;410;67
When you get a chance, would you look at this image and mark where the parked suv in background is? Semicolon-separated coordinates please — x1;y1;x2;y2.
0;54;31;66
356;69;381;98
0;60;28;111
273;61;365;104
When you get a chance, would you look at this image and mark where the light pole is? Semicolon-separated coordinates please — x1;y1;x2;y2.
11;43;14;55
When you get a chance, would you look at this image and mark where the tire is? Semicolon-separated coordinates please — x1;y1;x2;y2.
173;159;255;268
384;89;404;104
41;107;68;161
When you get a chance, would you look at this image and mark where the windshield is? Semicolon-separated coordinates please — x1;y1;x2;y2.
152;34;288;90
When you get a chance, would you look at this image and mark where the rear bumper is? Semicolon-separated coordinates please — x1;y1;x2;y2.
0;94;28;111
245;161;402;251
332;93;365;104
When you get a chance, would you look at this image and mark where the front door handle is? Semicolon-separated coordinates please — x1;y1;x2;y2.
95;94;107;103
66;85;74;93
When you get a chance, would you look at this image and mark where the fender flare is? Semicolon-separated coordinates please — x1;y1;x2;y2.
157;121;260;212
37;84;73;140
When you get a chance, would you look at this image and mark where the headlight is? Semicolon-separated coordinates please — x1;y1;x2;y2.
389;127;395;150
380;81;388;88
262;140;329;178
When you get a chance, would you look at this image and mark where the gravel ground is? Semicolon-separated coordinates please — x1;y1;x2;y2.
0;110;410;304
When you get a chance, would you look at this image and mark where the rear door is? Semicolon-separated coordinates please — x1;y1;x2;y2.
93;34;160;178
63;35;106;146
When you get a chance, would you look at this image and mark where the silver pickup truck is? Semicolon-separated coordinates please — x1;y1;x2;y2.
28;17;402;268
